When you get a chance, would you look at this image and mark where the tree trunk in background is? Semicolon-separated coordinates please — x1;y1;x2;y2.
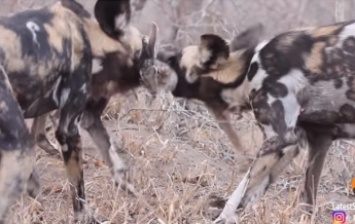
335;0;345;22
0;0;354;48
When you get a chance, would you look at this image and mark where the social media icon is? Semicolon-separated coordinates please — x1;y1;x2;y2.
332;210;346;224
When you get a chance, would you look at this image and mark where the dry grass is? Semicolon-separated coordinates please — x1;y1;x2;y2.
1;1;353;224
6;87;355;224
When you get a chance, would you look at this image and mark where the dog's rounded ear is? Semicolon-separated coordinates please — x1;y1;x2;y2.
141;23;159;59
94;0;131;39
61;0;91;18
147;22;158;58
229;23;264;51
198;34;230;69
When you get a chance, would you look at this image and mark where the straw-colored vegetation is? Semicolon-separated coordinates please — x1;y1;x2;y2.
9;88;355;224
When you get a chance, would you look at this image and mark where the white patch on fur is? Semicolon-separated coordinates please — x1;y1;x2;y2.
261;123;278;139
255;40;269;53
199;48;211;65
214;168;251;224
250;53;259;65
278;69;308;127
267;94;277;105
247;40;269;83
180;46;199;83
115;15;127;30
59;88;70;108
278;69;308;94
80;83;87;93
48;140;59;151
249;64;268;91
335;22;355;48
280;93;300;127
26;21;40;47
245;41;270;92
91;58;103;74
52;77;62;106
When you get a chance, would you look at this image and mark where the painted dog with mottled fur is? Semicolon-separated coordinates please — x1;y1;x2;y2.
0;0;136;223
141;21;355;223
30;22;162;196
139;24;264;169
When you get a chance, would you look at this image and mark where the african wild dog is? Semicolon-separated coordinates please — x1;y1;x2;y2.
140;24;264;170
0;0;135;223
31;23;158;154
30;22;162;195
142;20;355;223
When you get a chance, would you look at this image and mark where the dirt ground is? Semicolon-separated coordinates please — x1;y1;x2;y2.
4;89;355;224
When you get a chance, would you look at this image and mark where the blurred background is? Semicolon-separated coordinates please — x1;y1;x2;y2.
2;0;354;47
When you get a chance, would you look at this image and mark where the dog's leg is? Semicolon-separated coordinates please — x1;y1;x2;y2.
297;124;333;215
0;70;35;223
214;136;302;224
54;58;98;223
208;107;251;171
214;90;306;223
56;103;98;222
209;107;244;153
81;98;137;196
